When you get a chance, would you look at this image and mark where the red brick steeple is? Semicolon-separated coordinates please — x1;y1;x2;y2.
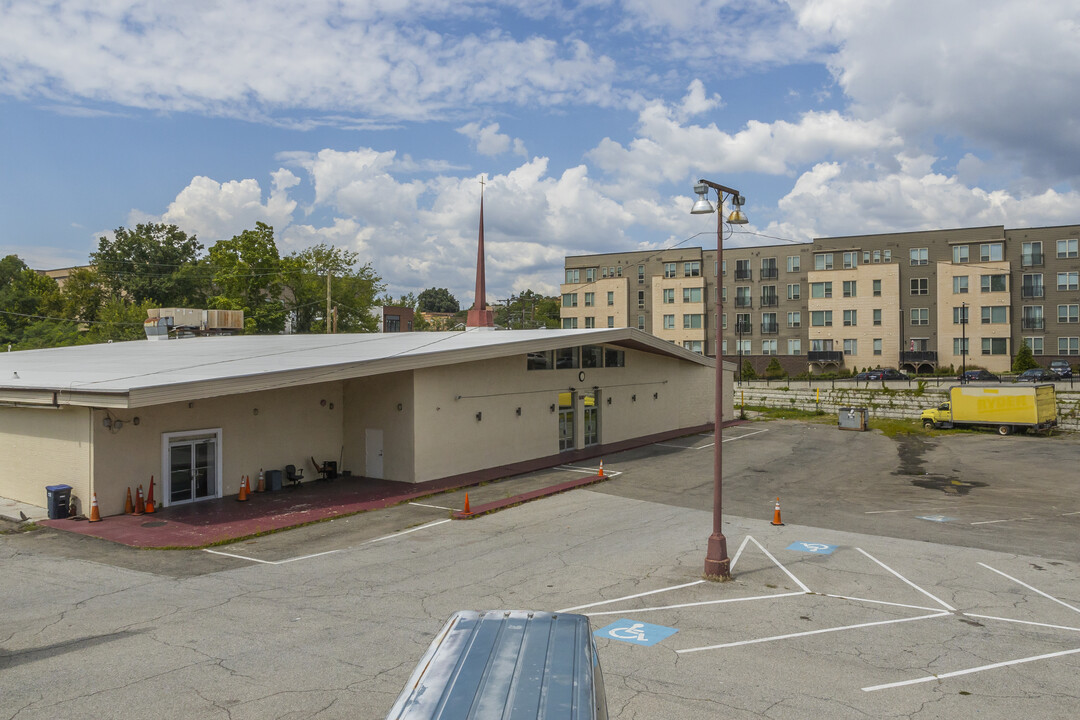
466;177;494;329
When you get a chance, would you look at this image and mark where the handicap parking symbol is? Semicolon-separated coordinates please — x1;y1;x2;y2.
594;619;678;647
787;541;837;555
917;515;955;523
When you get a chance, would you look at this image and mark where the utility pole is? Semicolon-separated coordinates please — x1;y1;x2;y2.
326;272;332;334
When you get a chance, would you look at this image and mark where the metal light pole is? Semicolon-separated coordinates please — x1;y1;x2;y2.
961;301;968;383
691;179;748;580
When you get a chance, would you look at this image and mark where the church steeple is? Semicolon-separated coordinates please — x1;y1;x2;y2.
466;176;495;329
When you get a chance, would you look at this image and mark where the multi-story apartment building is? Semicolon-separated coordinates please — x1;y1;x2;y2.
561;223;1080;373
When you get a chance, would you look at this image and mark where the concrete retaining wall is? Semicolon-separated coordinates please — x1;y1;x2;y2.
730;381;1080;431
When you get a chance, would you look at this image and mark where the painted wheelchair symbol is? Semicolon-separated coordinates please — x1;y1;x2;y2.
608;623;648;641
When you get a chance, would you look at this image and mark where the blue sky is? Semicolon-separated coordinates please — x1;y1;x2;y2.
2;0;1079;305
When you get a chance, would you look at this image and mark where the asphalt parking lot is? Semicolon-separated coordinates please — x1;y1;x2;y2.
2;419;1079;719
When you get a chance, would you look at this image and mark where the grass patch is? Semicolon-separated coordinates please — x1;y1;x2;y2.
868;418;929;437
743;405;832;422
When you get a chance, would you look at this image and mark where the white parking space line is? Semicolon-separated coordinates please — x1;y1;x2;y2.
679;612;950;654
558;580;705;613
865;507;949;515
964;613;1080;634
970;517;1036;525
556;465;624;477
855;548;956;612
203;549;278;565
587;591;806;618
721;428;769;443
861;647;1080;692
823;594;944;613
409;502;454;511
729;534;753;571
1062;511;1080;516
362;519;452;545
978;562;1080;615
749;535;811;594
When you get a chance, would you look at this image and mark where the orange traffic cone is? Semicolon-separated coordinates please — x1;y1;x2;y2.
237;475;249;502
124;487;134;514
256;468;265;493
598;460;604;477
145;477;156;514
462;493;471;514
88;493;102;522
771;497;784;526
134;485;145;515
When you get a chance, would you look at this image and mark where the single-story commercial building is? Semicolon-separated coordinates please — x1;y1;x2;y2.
0;329;731;517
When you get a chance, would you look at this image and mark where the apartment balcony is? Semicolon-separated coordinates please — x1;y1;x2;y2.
1022;317;1045;330
901;350;938;363
760;268;778;280
1021;285;1045;299
760;322;779;334
735;269;752;281
1021;253;1044;267
808;350;843;362
760;294;779;308
734;322;752;335
734;297;752;308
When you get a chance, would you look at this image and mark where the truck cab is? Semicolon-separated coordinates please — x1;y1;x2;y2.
921;402;951;428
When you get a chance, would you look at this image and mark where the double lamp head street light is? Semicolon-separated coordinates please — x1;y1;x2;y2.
690;179;748;580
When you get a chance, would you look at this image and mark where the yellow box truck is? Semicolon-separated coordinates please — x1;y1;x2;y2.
920;384;1057;435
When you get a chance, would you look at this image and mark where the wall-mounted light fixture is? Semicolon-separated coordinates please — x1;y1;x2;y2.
320;399;327;406
631;394;637;402
476;411;482;422
516;407;522;416
132;417;140;426
102;417;112;428
397;402;403;411
550;404;556;413
607;397;612;405
253;408;259;416
329;402;334;410
654;392;659;400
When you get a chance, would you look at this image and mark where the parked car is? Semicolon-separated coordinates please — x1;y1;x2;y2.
959;369;999;382
1015;368;1057;382
1049;360;1073;378
855;368;909;381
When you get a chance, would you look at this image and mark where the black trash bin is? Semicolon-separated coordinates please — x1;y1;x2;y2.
46;484;73;519
265;470;283;492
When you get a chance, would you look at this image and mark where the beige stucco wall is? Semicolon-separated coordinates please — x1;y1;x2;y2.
936;260;1013;372
651;276;708;348
410;348;716;484
808;264;900;369
0;406;91;512
342;372;415;482
90;382;344;516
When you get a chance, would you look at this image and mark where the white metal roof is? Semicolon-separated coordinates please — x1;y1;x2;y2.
0;329;713;408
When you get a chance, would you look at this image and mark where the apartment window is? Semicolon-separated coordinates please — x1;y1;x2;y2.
585;268;596;282
1022;306;1044;330
761;257;778;279
759;285;778;307
883;249;892;262
843;251;858;269
721;260;727;276
735;313;751;333
584;292;595;307
811;339;834;352
616;266;622;276
952;245;969;263
1057;238;1079;258
1024;337;1043;355
814;253;833;270
735;259;751;280
684;340;704;354
683;314;704;329
684;261;701;277
663;262;676;278
1059;337;1079;355
911;308;929;325
843;339;858;355
722;339;728;353
953;338;970;355
637;291;646;309
562;317;578;329
562;293;577;307
953;306;969;324
662;288;675;304
1022;273;1044;298
982;338;1008;355
1058;272;1079;291
601;267;608;278
565;268;580;284
607;316;614;328
980;243;1004;262
1058;304;1080;323
787;311;801;328
737;339;752;354
843;280;857;298
683;287;703;303
910;278;928;295
788;338;802;355
1022;241;1043;266
722;313;727;329
584;316;595;328
811;281;832;298
811;310;833;327
910;248;928;265
607;291;614;306
637;315;645;330
637;265;645;284
981;275;1007;292
981;306;1008;324
787;255;801;272
663;314;675;330
863;251;871;264
872;250;881;263
873;309;882;326
721;287;727;302
735;286;752;307
873;279;881;297
953;276;969;294
761;312;778;333
762;339;778;355
843;309;857;326
873;338;882;356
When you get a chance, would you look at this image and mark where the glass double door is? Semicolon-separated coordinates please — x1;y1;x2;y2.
169;436;217;504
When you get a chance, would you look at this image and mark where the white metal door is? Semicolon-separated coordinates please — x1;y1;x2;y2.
365;428;384;479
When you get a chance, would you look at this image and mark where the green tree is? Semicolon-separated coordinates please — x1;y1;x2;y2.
417;287;460;313
495;290;560;329
1012;340;1039;372
207;223;285;334
91;223;205;306
81;298;156;344
282;243;384;333
764;357;784;379
59;267;106;324
741;359;757;380
0;256;64;346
